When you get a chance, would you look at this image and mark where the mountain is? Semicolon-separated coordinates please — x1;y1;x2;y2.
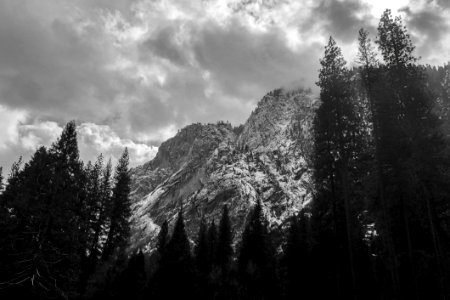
129;88;317;251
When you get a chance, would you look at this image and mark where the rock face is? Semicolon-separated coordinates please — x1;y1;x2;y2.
130;88;317;251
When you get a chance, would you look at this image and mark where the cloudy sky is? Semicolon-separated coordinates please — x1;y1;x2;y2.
0;0;449;171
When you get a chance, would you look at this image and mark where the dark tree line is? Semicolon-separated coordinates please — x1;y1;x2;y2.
308;9;450;300
0;121;132;299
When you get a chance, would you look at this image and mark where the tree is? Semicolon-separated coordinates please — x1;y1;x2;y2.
195;217;210;276
217;205;233;272
207;219;218;266
311;36;369;300
195;217;210;299
238;201;278;299
357;27;400;298
0;121;87;299
90;158;113;262
102;149;132;262
151;211;196;299
79;156;114;295
113;250;146;300
373;9;450;299
282;214;311;299
215;205;236;300
156;220;169;255
0;167;4;194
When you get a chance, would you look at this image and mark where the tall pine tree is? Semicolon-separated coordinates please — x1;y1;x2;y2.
152;211;196;299
373;9;450;299
238;200;278;299
311;36;369;300
102;149;132;261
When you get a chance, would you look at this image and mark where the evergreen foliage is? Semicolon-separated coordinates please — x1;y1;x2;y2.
238;201;279;299
102;149;131;262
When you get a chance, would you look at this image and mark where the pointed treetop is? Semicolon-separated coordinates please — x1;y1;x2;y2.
317;36;348;90
0;166;3;193
376;9;416;67
52;120;80;163
357;28;378;68
116;148;129;174
217;204;233;268
157;220;169;254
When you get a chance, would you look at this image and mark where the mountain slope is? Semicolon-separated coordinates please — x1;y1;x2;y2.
129;88;317;251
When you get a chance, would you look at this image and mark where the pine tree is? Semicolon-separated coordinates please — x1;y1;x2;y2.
79;155;114;295
357;27;400;298
373;9;450;298
157;219;169;255
195;217;210;276
0;167;4;194
91;158;113;261
238;201;278;299
0;121;87;299
102;149;131;261
217;205;233;272
195;217;210;299
152;211;196;299
207;219;218;266
311;36;368;300
282;214;311;299
214;205;236;300
113;250;146;300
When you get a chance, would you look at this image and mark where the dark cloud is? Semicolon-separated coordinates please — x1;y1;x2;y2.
192;19;320;98
0;1;123;125
140;25;189;66
400;6;449;58
134;15;322;137
306;0;375;43
434;0;450;9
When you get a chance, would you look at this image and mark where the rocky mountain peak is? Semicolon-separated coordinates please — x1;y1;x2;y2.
129;88;316;252
238;88;314;153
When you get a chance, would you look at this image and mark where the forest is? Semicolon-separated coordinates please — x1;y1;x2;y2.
0;8;450;300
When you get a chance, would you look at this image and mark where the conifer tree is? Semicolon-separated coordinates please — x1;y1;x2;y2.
217;205;233;272
102;148;131;261
217;205;236;299
91;158;113;261
373;9;450;298
157;220;169;255
152;211;196;299
195;217;210;299
311;36;368;300
79;156;114;295
238;200;278;299
0;167;3;194
282;214;311;299
114;250;146;300
208;219;218;266
0;121;87;298
195;217;210;276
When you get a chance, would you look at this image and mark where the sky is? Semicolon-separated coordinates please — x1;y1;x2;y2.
0;0;449;171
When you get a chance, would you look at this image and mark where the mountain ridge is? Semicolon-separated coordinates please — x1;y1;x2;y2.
129;88;317;251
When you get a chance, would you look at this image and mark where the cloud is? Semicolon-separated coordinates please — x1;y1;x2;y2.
434;0;450;9
0;105;28;150
78;123;158;167
0;114;156;170
306;0;375;43
0;0;448;170
400;4;450;61
18;122;63;151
